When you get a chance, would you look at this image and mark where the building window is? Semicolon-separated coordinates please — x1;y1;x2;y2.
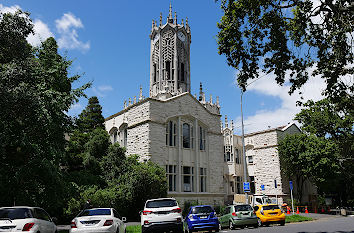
250;176;255;193
199;127;206;151
166;165;177;192
183;166;194;192
248;156;253;164
230;181;235;193
200;168;207;192
235;148;241;164
165;61;171;80
166;121;177;147
224;145;233;162
109;127;118;144
181;63;185;82
236;176;242;194
123;129;127;147
183;123;191;148
153;63;157;82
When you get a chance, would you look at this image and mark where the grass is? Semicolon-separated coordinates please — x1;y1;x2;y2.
286;214;313;223
126;225;142;233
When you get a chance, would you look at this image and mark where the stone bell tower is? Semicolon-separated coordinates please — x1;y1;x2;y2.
149;3;191;99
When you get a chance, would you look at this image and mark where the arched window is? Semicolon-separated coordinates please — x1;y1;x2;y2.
183;123;190;148
109;127;118;144
199;126;206;150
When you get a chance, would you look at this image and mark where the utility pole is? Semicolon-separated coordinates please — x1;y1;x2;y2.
241;90;248;204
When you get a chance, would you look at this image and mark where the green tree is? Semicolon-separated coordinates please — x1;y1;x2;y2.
0;10;89;216
294;97;354;205
279;134;340;203
217;0;354;102
77;96;105;133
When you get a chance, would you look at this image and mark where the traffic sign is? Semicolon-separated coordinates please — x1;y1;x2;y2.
261;184;265;191
243;182;250;192
289;181;293;190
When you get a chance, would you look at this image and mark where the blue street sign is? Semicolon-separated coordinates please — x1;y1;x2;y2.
261;184;265;191
289;181;293;190
243;182;250;192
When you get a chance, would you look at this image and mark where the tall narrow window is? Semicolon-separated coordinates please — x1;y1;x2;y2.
183;166;194;192
199;127;206;150
166;121;176;147
200;168;207;192
230;181;235;193
250;176;255;194
153;64;157;82
235;148;241;164
183;123;190;148
166;61;171;80
224;145;233;162
236;176;242;194
166;165;177;192
181;63;185;82
123;129;127;148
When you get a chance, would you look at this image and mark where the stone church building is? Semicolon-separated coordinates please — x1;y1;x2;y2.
104;5;316;206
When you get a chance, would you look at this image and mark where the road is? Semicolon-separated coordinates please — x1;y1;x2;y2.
219;216;354;233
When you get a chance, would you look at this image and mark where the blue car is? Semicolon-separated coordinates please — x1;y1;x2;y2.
184;205;219;233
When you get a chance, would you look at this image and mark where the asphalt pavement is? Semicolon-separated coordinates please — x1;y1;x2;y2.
219;215;354;233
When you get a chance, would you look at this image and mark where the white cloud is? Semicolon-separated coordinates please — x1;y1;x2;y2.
67;102;84;116
55;12;90;52
1;4;54;47
92;85;113;97
27;19;54;46
233;70;326;134
0;4;21;14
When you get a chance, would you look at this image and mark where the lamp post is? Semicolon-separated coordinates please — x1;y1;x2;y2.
240;90;248;204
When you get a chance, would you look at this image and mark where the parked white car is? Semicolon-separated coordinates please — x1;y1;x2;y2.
70;208;126;233
0;206;57;233
141;198;183;233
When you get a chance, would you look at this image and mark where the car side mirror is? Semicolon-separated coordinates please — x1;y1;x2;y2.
122;217;127;223
51;217;58;224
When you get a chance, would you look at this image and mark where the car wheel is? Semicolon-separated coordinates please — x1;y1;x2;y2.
229;221;234;230
257;218;263;227
280;220;285;226
253;223;259;228
240;225;245;229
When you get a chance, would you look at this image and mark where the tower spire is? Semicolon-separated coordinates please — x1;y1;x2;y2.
168;2;173;23
160;12;162;26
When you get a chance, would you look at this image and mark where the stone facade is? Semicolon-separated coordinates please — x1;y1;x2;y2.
105;4;316;207
222;120;317;204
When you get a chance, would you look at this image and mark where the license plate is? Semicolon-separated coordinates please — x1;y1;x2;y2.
200;216;207;219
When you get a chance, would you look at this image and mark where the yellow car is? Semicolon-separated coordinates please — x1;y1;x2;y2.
254;204;285;227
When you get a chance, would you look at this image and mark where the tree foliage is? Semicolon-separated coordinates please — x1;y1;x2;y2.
217;0;354;102
0;10;89;216
77;96;105;133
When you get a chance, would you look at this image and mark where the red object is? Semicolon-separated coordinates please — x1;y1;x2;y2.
305;207;309;214
328;207;331;213
22;223;35;231
144;220;149;225
321;207;325;213
103;220;113;226
314;207;318;213
232;212;237;216
171;208;182;213
296;207;299;214
70;221;77;228
143;210;152;215
286;208;290;215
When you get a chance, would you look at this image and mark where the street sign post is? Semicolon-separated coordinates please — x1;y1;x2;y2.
290;181;294;215
243;182;250;193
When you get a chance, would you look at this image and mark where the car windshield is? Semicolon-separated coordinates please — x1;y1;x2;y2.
0;208;33;220
78;209;111;217
235;205;253;212
146;199;177;208
263;205;280;210
191;206;213;214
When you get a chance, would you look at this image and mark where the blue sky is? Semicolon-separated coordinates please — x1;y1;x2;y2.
1;0;325;134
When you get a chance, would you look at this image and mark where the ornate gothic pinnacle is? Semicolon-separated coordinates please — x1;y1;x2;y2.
139;85;143;101
129;98;132;106
160;13;162;26
181;18;184;26
225;115;229;128
152;20;154;31
174;12;177;25
199;82;203;101
231;120;234;131
133;96;136;104
169;2;173;19
124;100;127;109
210;94;213;104
216;96;220;107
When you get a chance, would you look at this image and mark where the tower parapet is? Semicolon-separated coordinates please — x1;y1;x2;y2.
149;3;191;100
